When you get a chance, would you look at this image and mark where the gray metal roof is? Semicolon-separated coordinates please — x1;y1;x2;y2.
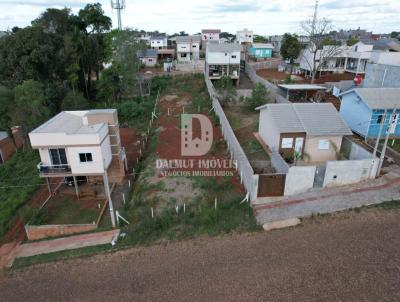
278;84;327;90
251;43;274;49
138;49;158;58
30;111;110;135
176;35;201;43
340;88;400;110
256;103;352;136
0;131;8;141
207;43;242;53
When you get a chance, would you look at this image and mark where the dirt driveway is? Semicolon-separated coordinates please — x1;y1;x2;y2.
1;209;399;301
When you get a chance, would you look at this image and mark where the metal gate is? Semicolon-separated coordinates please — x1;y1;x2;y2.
257;174;286;197
313;164;326;188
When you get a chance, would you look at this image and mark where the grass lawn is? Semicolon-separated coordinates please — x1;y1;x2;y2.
389;139;400;154
0;150;42;238
224;106;270;161
31;196;102;225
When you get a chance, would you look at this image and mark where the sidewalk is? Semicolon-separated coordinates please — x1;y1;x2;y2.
255;167;400;225
0;229;119;269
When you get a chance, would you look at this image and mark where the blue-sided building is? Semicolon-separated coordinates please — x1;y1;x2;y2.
339;88;400;138
249;43;273;59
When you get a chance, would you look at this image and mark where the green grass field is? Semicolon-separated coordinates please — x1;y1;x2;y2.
0;150;42;238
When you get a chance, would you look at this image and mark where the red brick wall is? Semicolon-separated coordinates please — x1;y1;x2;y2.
0;137;17;162
25;224;97;241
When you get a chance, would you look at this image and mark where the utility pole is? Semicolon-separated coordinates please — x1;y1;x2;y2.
103;170;116;228
111;0;126;30
377;107;397;176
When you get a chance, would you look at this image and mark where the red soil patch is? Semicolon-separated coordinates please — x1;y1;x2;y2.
120;128;141;171
155;94;245;195
1;178;61;244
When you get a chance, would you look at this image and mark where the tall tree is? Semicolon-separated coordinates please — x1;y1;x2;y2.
0;86;13;130
300;1;341;83
13;80;50;131
280;33;301;73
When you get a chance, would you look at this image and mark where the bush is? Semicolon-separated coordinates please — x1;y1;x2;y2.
245;83;271;110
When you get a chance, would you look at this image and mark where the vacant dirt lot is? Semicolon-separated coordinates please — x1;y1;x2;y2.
1;209;399;301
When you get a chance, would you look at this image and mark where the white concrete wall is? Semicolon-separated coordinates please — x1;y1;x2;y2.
101;136;112;169
284;166;316;196
370;52;400;65
29;124;108;148
150;38;167;48
202;32;220;41
206;51;241;65
67;145;105;175
236;30;253;44
258;109;280;151
323;159;377;187
177;42;191;52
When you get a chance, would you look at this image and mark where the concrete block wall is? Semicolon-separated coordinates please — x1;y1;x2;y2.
284;166;316;196
25;224;97;241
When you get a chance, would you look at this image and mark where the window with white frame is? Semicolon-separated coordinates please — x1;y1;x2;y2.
281;138;293;149
79;153;93;163
318;140;330;150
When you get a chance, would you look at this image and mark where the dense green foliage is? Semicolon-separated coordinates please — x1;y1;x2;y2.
245;83;271;109
0;150;42;238
280;33;302;73
214;76;237;107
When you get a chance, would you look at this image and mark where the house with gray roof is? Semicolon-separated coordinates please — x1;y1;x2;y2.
138;49;158;67
256;103;352;162
206;43;242;84
339;88;400;138
176;35;201;62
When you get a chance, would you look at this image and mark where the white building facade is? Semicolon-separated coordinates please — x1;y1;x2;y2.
206;43;242;82
150;36;168;49
176;35;201;62
236;29;253;44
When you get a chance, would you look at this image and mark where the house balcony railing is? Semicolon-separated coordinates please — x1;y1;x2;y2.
37;162;72;176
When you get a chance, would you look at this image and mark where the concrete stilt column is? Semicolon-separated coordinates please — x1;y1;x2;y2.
103;171;116;228
46;177;52;195
73;176;80;199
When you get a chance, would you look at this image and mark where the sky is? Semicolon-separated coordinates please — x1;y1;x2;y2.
0;0;399;35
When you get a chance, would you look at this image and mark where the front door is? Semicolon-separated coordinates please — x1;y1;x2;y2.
294;137;304;155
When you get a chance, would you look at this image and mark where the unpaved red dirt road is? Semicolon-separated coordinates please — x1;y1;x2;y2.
1;209;400;301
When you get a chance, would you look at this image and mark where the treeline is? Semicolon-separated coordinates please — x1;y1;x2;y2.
0;2;147;132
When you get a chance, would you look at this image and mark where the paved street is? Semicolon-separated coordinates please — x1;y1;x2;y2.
0;208;399;301
255;166;400;224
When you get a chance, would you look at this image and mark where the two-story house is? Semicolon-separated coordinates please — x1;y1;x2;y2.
201;29;221;42
205;43;242;84
29;109;127;227
236;29;253;44
176;35;201;62
300;41;394;75
150;36;168;50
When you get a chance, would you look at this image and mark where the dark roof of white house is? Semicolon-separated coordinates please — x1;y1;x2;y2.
256;103;352;136
202;29;221;34
138;49;158;58
340;88;400;110
176;35;201;43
